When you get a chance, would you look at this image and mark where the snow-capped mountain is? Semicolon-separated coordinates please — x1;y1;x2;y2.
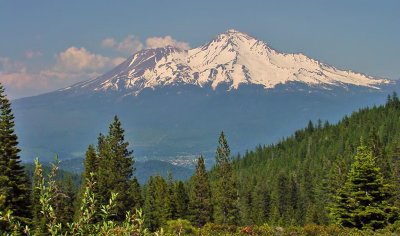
63;29;389;96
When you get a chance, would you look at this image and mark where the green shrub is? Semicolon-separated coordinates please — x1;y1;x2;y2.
164;219;197;236
201;223;238;236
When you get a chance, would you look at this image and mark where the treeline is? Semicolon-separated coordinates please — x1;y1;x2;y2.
1;82;400;235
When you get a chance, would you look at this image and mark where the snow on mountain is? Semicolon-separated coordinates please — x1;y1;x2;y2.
63;29;389;95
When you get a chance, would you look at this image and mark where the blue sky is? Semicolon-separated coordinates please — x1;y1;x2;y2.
1;0;399;99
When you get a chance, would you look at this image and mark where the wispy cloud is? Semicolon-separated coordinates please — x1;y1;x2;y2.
102;35;144;55
0;33;191;99
146;36;190;50
102;34;190;54
0;47;125;99
0;57;25;72
49;47;124;75
0;57;52;98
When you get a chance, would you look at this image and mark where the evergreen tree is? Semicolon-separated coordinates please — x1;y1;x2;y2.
53;176;76;225
213;131;239;225
80;116;136;221
173;181;189;220
143;175;169;231
97;116;134;220
390;140;400;208
166;172;175;220
331;143;399;230
276;172;290;223
128;176;143;211
0;84;31;230
189;156;212;227
84;144;98;177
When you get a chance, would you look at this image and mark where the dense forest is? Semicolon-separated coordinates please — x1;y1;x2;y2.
232;94;400;227
1;83;400;235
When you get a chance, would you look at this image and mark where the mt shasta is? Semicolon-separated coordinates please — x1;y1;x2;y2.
13;30;396;171
65;29;387;96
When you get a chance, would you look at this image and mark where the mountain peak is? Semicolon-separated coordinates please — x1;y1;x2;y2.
223;29;250;37
226;28;240;33
64;29;390;96
213;29;257;45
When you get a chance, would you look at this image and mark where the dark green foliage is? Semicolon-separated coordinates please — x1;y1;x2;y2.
143;175;170;231
83;144;98;178
189;156;212;227
54;176;76;225
0;84;31;230
213;132;239;225
23;163;81;187
128;176;143;212
75;144;98;220
231;94;400;226
172;181;189;220
164;219;196;235
331;143;399;230
79;116;138;221
390;140;400;209
97;116;135;220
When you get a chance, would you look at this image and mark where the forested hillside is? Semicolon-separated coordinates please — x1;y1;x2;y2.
232;93;400;226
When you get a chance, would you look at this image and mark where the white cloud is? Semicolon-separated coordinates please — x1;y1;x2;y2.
0;57;25;72
50;47;124;75
101;38;116;48
0;33;191;99
0;58;50;98
0;48;126;99
102;34;190;54
102;35;143;54
145;36;190;50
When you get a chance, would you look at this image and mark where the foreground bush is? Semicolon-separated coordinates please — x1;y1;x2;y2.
0;159;150;236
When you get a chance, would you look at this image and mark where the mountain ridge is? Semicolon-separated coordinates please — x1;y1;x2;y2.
59;29;390;97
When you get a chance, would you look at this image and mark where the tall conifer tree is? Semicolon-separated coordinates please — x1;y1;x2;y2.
143;175;169;231
189;156;212;226
97;116;134;220
213;132;239;225
173;181;189;220
80;116;135;221
331;143;399;230
0;84;30;230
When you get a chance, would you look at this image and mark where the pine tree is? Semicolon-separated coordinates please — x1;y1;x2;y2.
213;131;239;225
53;176;76;225
173;181;189;220
0;84;31;230
189;156;212;227
166;172;175;220
331;143;399;230
98;116;134;220
143;175;169;231
84;144;98;177
128;176;143;211
75;144;99;221
276;172;289;223
80;116;136;221
390;140;400;209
